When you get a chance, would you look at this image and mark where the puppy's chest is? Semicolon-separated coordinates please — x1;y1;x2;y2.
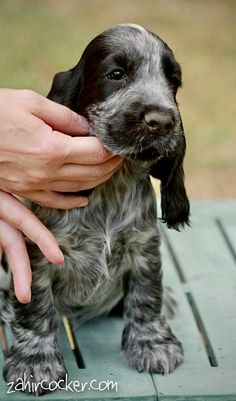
47;163;154;257
56;183;142;278
34;166;155;304
50;189;141;307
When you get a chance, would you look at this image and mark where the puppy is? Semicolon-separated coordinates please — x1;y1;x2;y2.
2;24;189;395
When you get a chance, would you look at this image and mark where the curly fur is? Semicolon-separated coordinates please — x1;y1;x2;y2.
1;24;189;395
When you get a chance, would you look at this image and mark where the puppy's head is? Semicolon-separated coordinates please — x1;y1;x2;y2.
48;24;190;229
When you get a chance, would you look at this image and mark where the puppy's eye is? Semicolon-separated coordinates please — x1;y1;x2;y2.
107;69;126;81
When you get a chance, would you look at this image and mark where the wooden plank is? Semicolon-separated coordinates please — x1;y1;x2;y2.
161;203;236;282
160;202;236;370
190;200;236;220
192;201;236;265
160;240;210;368
188;276;236;369
217;217;236;264
0;201;235;400
153;201;236;400
70;317;158;400
152;240;226;399
156;370;236;400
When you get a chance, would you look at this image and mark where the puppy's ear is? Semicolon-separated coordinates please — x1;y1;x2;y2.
47;65;83;111
150;142;190;230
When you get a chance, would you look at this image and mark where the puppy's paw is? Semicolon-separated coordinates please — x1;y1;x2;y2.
122;320;183;374
3;346;67;395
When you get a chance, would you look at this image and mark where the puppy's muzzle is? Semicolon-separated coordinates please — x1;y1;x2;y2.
142;106;174;135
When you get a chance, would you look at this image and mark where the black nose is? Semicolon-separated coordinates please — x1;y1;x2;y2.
143;110;174;131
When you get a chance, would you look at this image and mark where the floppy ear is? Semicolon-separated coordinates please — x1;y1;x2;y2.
150;142;190;231
47;64;84;111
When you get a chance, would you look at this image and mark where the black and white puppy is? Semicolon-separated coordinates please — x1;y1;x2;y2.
2;24;189;394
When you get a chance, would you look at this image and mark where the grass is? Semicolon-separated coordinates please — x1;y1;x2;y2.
0;0;235;198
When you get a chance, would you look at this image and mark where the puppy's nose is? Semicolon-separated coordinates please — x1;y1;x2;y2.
144;110;173;131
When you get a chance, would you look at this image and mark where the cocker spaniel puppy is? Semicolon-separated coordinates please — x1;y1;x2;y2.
2;24;189;395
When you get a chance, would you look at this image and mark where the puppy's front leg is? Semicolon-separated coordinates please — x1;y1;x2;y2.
122;231;183;374
3;267;67;395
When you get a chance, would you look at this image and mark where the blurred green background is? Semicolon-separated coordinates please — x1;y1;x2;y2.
0;0;235;198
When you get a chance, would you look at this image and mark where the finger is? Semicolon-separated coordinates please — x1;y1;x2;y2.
31;94;89;135
41;175;114;192
0;245;2;262
57;155;123;181
0;191;64;265
54;135;115;164
0;220;31;304
47;160;122;192
16;190;89;209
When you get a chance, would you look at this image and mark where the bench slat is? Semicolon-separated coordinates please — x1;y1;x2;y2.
152;201;236;399
161;241;210;368
70;317;158;400
189;276;236;368
0;201;236;400
162;220;236;281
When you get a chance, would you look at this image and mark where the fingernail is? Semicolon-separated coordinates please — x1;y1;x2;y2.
52;248;64;265
27;290;32;303
79;115;89;130
19;290;31;304
57;249;65;264
77;198;89;208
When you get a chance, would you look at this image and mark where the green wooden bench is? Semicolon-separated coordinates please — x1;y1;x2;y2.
0;201;236;400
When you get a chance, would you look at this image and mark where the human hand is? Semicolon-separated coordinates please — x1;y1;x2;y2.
0;190;65;304
0;89;123;208
0;89;123;304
